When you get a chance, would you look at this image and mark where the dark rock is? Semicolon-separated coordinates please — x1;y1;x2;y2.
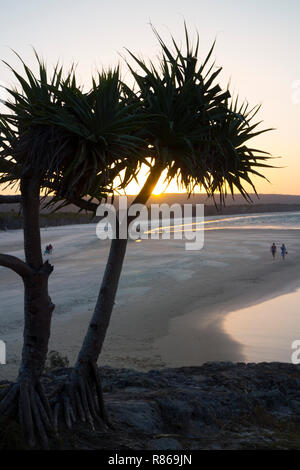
40;362;300;449
147;437;183;450
108;400;163;434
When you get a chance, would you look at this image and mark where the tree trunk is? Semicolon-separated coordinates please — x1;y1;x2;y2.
18;174;55;381
19;263;55;382
0;175;55;448
21;175;43;270
76;238;128;368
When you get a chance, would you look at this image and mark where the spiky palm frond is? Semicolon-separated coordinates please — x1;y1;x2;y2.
199;99;273;203
0;55;149;206
47;69;149;200
125;24;274;201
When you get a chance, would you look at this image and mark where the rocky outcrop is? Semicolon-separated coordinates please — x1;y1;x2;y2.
38;362;300;449
2;361;300;449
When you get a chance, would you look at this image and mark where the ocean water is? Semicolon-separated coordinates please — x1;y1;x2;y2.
202;211;300;230
171;211;300;232
223;288;300;363
143;211;300;237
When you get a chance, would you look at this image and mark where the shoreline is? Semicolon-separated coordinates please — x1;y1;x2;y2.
1;226;300;380
155;263;300;367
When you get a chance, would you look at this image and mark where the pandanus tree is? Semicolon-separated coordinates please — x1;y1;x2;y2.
55;26;273;429
0;57;148;447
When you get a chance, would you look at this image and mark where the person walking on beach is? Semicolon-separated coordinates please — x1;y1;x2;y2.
270;242;277;258
280;243;287;260
44;244;53;256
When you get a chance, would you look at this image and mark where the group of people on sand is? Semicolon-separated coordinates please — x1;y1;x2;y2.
44;243;53;256
270;242;287;260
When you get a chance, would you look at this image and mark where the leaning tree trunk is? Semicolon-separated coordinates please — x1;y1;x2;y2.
55;238;128;430
77;238;128;366
56;163;161;429
0;174;55;448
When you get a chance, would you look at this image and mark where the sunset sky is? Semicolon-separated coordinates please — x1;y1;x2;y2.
0;0;299;195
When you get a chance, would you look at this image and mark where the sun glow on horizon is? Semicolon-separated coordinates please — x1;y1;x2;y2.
117;164;205;197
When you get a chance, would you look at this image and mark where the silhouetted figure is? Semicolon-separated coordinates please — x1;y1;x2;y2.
270;242;277;259
280;243;287;260
44;244;53;256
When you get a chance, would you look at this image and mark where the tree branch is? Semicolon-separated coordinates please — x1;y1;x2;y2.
0;253;32;278
0;192;99;212
67;195;98;213
42;180;99;213
0;195;22;204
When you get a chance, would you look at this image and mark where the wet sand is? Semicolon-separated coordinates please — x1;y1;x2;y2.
1;224;300;380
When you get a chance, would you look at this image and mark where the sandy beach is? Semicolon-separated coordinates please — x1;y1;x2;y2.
1;223;300;381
